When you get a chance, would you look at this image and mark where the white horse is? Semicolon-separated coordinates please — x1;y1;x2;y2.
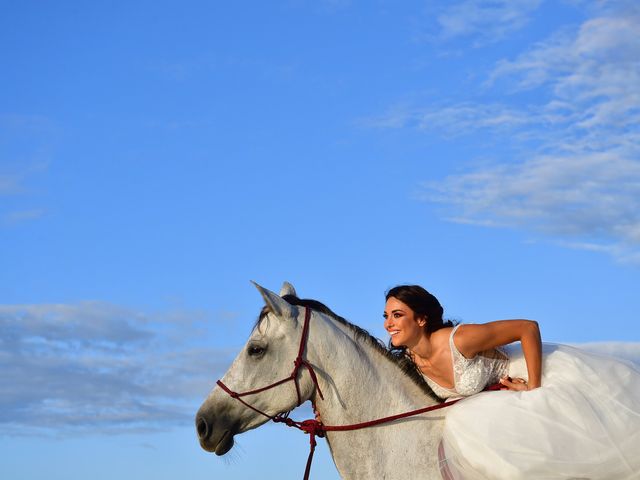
196;282;447;479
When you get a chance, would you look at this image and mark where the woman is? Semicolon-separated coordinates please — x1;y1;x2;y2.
384;285;640;480
384;285;541;398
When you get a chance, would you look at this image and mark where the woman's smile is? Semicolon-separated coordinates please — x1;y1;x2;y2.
383;297;425;348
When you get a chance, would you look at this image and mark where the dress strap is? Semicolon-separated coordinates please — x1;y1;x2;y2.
449;324;468;361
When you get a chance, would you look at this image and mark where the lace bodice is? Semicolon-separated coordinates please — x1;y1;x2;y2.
423;324;509;399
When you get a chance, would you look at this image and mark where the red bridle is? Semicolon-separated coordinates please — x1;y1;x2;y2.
216;307;324;416
216;306;505;480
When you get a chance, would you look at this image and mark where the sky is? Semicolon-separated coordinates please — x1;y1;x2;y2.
1;0;639;478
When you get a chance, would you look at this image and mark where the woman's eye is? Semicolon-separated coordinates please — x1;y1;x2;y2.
248;345;266;356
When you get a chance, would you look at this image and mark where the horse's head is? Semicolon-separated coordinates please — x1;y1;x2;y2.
196;281;317;455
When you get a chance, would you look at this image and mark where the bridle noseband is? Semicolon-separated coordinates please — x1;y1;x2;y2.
216;307;324;420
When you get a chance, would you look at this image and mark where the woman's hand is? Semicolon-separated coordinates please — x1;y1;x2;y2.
500;376;531;391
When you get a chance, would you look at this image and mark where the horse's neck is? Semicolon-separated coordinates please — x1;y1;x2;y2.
309;316;444;479
310;319;429;421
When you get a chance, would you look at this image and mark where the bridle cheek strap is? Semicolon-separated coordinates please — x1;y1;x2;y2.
216;306;323;420
215;306;325;479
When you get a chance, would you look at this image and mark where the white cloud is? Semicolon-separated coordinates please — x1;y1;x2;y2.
0;161;49;226
0;302;231;435
488;13;640;131
435;0;543;46
1;209;46;225
410;4;640;263
424;150;640;263
0;174;21;196
0;113;54;132
376;102;535;136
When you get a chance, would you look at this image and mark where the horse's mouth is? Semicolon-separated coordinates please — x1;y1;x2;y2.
214;430;234;455
200;429;234;455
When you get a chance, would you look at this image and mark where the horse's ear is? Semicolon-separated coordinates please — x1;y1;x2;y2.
279;281;297;297
252;281;299;319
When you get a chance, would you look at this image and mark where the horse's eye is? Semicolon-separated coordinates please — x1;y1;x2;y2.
247;344;266;357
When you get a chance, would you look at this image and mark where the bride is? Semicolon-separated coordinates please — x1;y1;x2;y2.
383;285;640;479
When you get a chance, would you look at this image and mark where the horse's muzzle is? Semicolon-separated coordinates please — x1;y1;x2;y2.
196;413;235;455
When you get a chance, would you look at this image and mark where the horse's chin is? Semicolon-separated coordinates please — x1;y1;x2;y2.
200;429;235;456
214;430;234;455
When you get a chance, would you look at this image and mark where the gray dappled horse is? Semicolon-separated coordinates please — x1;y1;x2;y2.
196;282;447;479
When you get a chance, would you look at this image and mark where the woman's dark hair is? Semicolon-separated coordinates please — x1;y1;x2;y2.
386;285;455;358
385;285;453;334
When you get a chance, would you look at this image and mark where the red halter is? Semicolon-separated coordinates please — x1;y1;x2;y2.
216;306;506;480
216;307;324;414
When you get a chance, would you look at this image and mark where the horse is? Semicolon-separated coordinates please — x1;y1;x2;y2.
196;282;448;479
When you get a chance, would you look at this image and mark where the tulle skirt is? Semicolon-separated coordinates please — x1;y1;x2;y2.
439;343;640;479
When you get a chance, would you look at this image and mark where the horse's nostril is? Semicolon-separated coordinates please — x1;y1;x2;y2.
196;415;209;440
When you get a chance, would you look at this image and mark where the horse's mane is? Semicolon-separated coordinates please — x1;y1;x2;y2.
257;294;440;402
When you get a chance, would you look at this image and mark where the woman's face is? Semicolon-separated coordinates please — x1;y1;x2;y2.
383;297;426;348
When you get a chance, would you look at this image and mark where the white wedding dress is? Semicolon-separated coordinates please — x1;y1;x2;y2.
428;326;640;479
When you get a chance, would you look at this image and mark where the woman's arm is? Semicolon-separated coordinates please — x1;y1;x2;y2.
454;320;542;390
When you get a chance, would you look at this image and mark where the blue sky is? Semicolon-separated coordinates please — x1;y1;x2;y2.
1;1;639;478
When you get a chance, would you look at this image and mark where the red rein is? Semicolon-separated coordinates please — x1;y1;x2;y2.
216;307;506;480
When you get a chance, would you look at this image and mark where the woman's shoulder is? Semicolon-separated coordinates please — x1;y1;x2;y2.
431;325;456;348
